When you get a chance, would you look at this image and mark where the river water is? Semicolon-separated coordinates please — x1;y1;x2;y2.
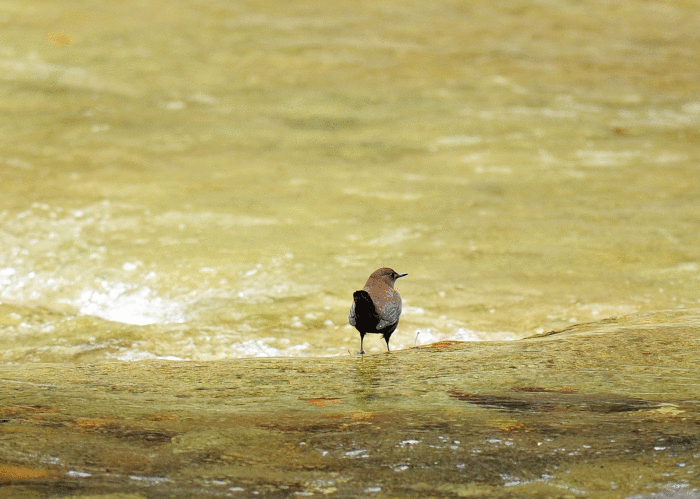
1;0;699;362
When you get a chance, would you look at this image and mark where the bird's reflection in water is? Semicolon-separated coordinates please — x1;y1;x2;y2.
351;355;401;404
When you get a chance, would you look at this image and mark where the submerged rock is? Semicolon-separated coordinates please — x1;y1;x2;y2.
0;310;699;497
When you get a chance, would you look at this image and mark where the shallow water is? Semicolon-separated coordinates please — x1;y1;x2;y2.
1;1;700;362
0;312;699;498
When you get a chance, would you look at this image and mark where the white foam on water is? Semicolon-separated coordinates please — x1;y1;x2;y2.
153;210;279;228
112;350;187;362
411;327;518;346
0;203;193;326
398;439;421;447
74;281;185;326
233;255;321;304
0;51;140;96
342;188;422;201
67;470;92;478
575;149;640;167
128;475;169;484
433;135;483;146
0;265;187;326
366;227;421;247
232;338;311;357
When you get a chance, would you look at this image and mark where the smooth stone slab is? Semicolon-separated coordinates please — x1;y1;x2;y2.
1;310;699;498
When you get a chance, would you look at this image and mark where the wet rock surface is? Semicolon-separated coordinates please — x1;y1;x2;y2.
1;310;699;498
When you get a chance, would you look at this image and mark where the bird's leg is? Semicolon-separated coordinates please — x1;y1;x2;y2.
358;334;365;355
385;338;391;352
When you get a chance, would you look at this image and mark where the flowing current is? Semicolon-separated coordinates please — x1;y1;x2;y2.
1;0;699;362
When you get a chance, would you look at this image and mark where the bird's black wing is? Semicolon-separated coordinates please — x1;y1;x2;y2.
351;290;382;330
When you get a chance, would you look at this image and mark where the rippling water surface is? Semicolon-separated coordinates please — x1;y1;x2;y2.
1;0;699;361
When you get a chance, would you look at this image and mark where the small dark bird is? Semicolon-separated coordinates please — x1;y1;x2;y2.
348;267;407;354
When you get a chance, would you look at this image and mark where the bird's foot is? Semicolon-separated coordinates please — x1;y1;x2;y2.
357;350;365;356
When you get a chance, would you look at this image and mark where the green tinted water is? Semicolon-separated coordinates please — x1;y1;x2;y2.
1;0;699;360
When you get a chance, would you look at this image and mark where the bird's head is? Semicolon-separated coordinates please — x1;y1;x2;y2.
369;267;408;288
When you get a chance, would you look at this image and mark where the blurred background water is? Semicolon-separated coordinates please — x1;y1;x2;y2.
1;0;699;362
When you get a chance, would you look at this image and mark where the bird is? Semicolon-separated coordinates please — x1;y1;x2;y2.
348;267;407;354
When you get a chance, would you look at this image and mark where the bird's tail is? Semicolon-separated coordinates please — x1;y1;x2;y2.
353;290;381;321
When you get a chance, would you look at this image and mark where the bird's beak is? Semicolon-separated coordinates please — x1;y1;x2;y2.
397;273;408;278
